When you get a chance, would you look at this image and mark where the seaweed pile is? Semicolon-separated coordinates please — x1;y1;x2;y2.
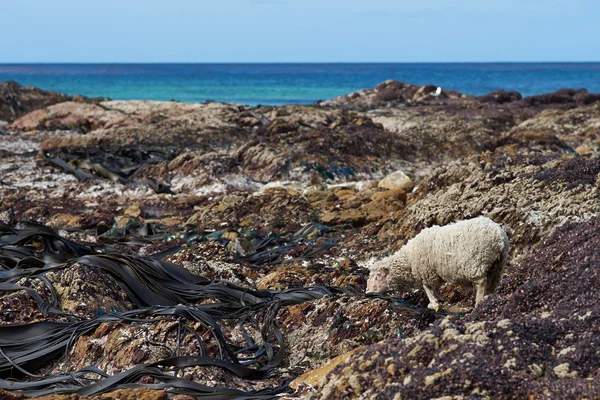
42;146;175;194
0;221;436;398
0;221;332;397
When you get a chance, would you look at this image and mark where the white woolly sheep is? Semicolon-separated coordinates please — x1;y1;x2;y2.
366;216;510;310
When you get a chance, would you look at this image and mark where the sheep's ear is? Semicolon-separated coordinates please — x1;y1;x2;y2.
370;262;389;274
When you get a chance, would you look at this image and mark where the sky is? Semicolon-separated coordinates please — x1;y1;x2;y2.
1;0;599;63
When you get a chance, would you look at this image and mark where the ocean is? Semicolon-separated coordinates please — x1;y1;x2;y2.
2;63;600;106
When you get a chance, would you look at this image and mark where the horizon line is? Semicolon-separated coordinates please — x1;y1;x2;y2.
2;61;600;65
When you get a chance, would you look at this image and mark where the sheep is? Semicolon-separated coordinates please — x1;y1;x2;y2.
366;216;510;310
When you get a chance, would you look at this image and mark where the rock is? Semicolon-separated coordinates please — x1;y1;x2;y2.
234;142;287;182
116;217;138;229
333;188;356;201
370;189;407;203
0;390;24;400
11;101;130;132
553;363;578;378
123;203;142;218
98;388;168;400
575;145;593;156
48;213;84;228
306;190;337;204
290;345;367;389
169;241;262;287
319;80;466;109
507;106;600;157
0;210;14;225
413;85;447;102
354;180;379;191
321;208;366;226
0;264;133;323
222;231;239;241
186;190;318;232
170;395;196;400
226;237;256;257
372;81;418;104
520;88;600;107
278;294;431;377
378;170;414;191
392;152;599;248
0;80;72;122
479;89;523;104
257;258;364;290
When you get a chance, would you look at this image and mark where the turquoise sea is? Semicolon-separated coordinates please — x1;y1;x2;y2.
1;63;600;106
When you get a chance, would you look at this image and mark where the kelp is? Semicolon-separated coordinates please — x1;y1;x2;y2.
0;221;92;264
96;219;168;245
40;146;174;194
242;223;338;265
0;221;441;398
0;305;284;397
81;219;338;266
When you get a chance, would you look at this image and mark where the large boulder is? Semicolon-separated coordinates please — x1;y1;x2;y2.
378;170;414;191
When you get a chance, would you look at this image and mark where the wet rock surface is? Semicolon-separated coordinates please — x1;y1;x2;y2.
1;80;599;399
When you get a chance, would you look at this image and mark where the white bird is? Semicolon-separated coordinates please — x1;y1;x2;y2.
433;87;442;97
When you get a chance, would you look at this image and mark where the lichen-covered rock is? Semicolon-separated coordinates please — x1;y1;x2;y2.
235;115;408;183
319;80;466;109
395;152;599;250
257;258;364;290
0;264;133;322
46;264;134;316
0;80;83;122
290;345;367;390
186;190;319;232
507;104;600;157
320;190;406;228
311;217;600;399
378;170;414;191
11;102;129;132
168;240;266;288
279;296;427;373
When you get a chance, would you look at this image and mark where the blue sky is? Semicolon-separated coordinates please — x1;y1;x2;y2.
1;0;598;62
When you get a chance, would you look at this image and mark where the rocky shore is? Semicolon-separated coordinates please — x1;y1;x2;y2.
0;80;599;399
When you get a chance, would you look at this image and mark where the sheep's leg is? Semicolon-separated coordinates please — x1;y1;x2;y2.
461;283;473;295
475;277;488;305
423;285;441;311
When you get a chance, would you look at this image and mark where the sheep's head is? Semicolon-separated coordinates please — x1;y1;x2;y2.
366;263;390;294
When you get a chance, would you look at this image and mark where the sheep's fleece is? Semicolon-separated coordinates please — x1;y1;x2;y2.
366;216;509;309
